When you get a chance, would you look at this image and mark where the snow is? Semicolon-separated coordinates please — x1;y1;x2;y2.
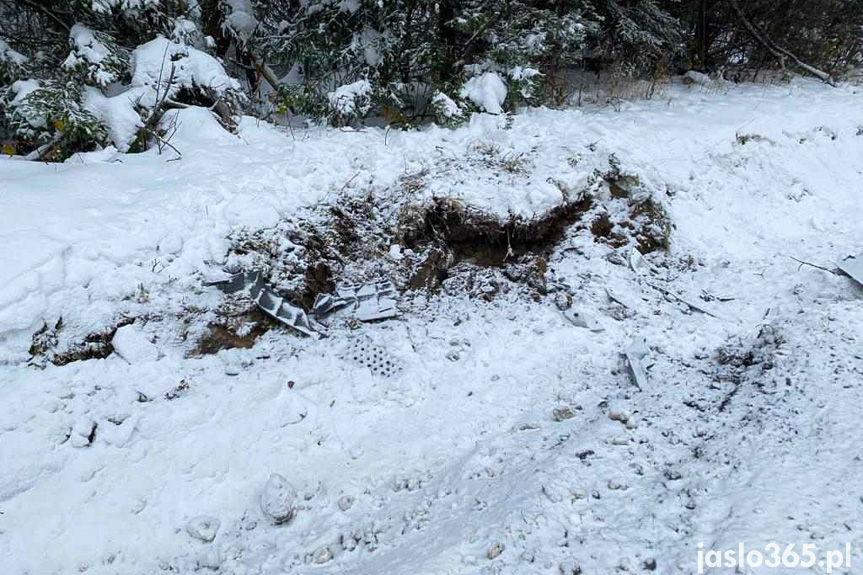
6;79;45;130
682;70;721;89
83;87;143;151
163;106;240;145
1;79;863;574
461;72;508;114
683;70;710;85
432;91;462;119
90;0;159;13
224;0;258;42
0;38;27;66
260;473;299;525
171;16;199;43
356;27;386;67
66;25;110;64
130;36;240;107
64;24;117;86
111;324;160;364
78;37;242;150
7;79;40;108
509;66;541;82
186;515;221;542
328;79;373;117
